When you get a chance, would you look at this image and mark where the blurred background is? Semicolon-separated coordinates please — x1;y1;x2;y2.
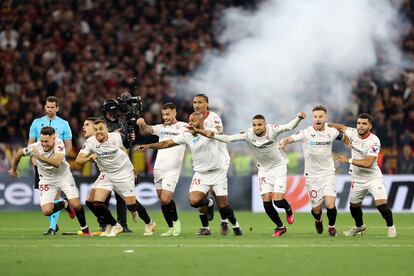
0;0;413;212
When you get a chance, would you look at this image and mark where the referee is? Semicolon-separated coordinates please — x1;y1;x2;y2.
28;96;73;235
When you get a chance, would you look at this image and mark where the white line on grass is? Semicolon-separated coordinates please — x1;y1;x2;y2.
1;244;413;248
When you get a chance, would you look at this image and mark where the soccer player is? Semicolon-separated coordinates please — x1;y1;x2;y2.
136;103;187;236
192;112;306;237
328;113;397;237
192;93;229;235
8;127;91;236
99;99;132;233
76;119;156;237
279;105;346;236
138;112;242;236
28;96;73;235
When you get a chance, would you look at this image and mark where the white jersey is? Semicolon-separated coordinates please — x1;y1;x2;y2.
173;132;230;173
214;117;301;170
152;121;187;172
290;124;340;177
80;132;134;180
345;128;383;182
203;111;230;161
23;137;70;182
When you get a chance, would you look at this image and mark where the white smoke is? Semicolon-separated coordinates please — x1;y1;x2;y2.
176;0;406;132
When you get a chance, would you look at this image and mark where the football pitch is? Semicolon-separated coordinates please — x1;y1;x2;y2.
0;211;413;276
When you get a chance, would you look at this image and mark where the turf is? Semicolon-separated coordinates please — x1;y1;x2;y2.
0;211;413;276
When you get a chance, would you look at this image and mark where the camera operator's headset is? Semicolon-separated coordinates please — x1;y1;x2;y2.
101;99;118;115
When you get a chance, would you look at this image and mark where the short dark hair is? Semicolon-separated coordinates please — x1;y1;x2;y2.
194;93;209;103
40;126;55;136
46;96;59;106
252;114;266;120
358;113;373;124
162;102;176;110
85;117;97;122
93;119;107;126
312;105;327;113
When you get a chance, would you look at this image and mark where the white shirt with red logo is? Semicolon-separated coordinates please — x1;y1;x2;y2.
173;132;230;173
80;132;134;181
290;124;340;177
23;137;70;182
203;111;230;162
345;128;383;182
152;121;187;173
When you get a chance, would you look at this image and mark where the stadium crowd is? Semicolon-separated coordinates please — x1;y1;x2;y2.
0;0;413;175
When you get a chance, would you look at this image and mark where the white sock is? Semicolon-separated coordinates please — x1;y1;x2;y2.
232;222;240;228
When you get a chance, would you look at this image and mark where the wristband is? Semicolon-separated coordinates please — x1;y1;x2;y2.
348;158;353;164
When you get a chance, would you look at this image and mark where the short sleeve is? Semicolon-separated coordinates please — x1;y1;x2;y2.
54;140;66;155
152;124;162;136
330;127;340;140
79;139;93;155
29;120;38;140
22;145;33;156
62;121;72;141
209;115;224;134
367;141;381;157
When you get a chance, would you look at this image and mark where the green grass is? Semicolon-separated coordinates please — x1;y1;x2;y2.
0;211;413;276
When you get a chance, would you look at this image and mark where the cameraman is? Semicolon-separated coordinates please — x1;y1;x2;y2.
97;98;135;233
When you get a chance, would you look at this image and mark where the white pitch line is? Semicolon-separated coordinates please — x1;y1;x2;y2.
1;244;413;248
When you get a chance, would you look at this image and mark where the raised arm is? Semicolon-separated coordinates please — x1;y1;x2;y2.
136;118;155;136
137;139;179;150
276;112;306;132
328;123;348;133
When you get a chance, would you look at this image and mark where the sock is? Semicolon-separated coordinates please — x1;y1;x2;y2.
218;206;229;223
168;200;178;222
376;204;394;227
115;192;127;226
190;198;210;208
199;214;209;228
263;201;283;228
218;205;237;226
136;201;151;224
350;205;364;227
47;215;52;228
274;199;293;216
52;200;65;213
161;204;173;227
326;207;337;227
93;201;117;226
311;209;322;221
75;206;87;228
85;200;101;218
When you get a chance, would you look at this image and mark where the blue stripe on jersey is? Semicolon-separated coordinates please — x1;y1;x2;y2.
29;116;72;141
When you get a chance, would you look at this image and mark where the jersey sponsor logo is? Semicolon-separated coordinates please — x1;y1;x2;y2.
97;149;118;157
255;141;274;148
310;141;331;146
160;131;179;136
191;136;201;144
57;146;63;151
351;145;364;155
